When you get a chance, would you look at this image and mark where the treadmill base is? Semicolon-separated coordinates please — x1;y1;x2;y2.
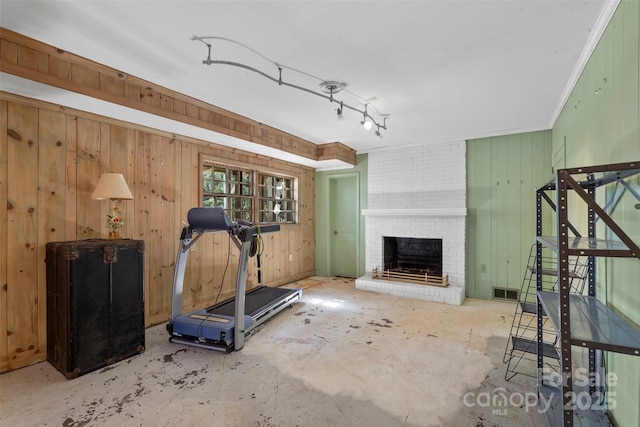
167;286;302;352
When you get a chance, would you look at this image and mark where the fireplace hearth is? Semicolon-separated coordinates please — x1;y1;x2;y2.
356;208;466;305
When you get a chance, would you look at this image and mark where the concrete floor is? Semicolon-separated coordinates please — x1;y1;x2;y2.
0;277;545;427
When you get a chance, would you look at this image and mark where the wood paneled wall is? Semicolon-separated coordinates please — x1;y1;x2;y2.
0;92;316;373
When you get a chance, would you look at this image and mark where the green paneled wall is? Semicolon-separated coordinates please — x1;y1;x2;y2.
552;1;640;425
466;131;552;299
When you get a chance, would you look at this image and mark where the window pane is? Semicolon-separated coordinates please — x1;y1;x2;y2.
203;178;212;194
241;198;252;210
213;181;226;194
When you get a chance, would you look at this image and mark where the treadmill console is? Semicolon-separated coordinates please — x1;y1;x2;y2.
187;207;234;232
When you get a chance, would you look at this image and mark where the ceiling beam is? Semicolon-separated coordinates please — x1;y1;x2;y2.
0;27;355;166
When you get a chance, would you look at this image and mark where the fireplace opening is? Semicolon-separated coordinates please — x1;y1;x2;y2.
383;237;442;276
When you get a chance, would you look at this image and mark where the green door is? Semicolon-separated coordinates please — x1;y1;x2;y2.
331;175;358;278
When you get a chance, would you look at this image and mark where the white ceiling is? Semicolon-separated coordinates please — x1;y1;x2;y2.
0;0;617;169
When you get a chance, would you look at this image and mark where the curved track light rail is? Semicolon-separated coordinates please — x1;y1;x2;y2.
192;36;389;134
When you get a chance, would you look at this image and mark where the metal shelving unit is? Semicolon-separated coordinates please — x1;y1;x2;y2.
535;161;640;427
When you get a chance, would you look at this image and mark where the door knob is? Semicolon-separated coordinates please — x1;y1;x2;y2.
334;230;338;235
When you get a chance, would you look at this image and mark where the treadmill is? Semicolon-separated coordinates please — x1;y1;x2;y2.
166;207;302;352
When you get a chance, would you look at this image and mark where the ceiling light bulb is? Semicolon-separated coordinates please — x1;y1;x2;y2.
362;119;373;130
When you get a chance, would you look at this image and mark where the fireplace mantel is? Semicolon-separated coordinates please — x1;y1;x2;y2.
361;208;467;217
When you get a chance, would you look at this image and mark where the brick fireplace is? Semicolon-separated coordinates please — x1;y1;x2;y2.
355;141;466;305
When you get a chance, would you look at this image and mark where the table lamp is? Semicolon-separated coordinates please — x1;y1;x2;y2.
91;173;134;239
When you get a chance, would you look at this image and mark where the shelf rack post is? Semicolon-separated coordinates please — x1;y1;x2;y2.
587;178;597;398
557;170;574;426
536;186;545;387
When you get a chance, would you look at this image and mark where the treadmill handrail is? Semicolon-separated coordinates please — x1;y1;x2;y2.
170;227;209;320
169;207;281;340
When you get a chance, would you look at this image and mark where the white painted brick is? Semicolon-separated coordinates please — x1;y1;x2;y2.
359;140;466;304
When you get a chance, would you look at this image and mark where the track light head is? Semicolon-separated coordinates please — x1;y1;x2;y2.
336;102;344;120
361;105;373;130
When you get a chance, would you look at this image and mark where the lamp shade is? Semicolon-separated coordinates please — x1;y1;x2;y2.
91;173;134;200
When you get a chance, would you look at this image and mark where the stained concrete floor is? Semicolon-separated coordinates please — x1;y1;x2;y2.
0;277;546;427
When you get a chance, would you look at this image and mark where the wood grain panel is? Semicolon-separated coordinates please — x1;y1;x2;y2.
0;100;8;368
37;109;66;352
199;234;215;304
64;116;78;239
97;123;111;234
17;45;47;73
124;128;136;242
75;117;101;238
160;137;177;316
183;145;200;311
6;102;39;360
134;131;151;322
147;134;163;318
0;38;18;64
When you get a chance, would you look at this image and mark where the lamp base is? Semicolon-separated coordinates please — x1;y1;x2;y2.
108;231;120;240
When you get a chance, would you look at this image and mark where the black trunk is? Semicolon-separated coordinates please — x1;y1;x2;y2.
46;239;145;379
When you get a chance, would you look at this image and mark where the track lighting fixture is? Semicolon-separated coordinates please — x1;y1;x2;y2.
192;36;390;138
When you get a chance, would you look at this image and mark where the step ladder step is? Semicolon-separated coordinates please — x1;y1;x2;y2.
520;301;537;314
511;336;559;360
528;266;584;279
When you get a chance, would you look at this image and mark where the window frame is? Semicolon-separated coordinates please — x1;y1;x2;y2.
200;156;297;225
257;173;296;224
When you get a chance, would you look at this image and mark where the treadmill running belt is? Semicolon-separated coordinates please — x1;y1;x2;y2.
207;286;296;317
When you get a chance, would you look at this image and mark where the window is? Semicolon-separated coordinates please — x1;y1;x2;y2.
202;163;253;222
201;159;296;224
258;174;295;223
